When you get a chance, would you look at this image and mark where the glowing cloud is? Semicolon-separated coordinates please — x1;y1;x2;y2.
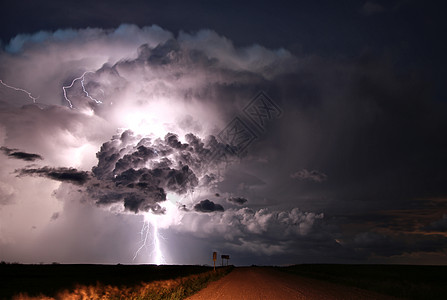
0;24;327;265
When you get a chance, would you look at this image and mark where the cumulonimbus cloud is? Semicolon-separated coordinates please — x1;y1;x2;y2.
1;20;446;264
0;24;330;260
15;129;238;214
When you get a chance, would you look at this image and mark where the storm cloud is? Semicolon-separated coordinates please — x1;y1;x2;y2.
194;199;224;212
1;146;43;161
86;130;237;213
422;215;447;232
0;18;446;265
17;167;89;185
12;128;239;214
178;207;324;255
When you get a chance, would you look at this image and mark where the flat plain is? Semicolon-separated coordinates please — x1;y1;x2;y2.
1;264;446;299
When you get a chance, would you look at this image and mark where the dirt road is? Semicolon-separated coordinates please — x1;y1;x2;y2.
187;267;398;300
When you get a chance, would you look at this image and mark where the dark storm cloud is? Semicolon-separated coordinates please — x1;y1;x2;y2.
0;146;43;161
11;125;239;214
92;130;232;183
122;193;166;214
227;196;248;206
194;199;224;212
90;178;167;214
339;230;447;260
178;207;325;256
290;169;327;183
265;53;447;221
92;130;235;190
422;215;447;232
29;128;237;214
321;198;447;262
17;167;89;185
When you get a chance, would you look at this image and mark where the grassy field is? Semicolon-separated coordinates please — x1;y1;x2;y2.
280;264;447;300
3;263;445;299
0;263;233;300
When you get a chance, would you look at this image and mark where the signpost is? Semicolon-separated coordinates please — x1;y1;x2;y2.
221;254;230;266
213;252;217;271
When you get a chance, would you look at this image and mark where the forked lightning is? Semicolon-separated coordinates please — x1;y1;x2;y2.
63;71;102;108
0;80;39;103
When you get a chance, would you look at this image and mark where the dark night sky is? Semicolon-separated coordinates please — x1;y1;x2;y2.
0;0;446;265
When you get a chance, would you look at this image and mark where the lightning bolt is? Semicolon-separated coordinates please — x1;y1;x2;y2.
0;79;39;103
133;218;150;260
152;218;164;265
62;71;102;108
133;212;165;265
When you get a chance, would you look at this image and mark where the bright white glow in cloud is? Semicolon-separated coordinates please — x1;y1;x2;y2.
0;24;325;265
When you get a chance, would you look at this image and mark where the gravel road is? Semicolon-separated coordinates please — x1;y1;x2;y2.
186;267;400;300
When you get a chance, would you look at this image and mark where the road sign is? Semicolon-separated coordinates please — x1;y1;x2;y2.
221;254;230;266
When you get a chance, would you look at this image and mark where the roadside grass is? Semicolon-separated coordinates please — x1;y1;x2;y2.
280;264;447;300
0;264;233;300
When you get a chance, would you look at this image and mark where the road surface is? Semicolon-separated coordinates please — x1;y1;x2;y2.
187;267;399;300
